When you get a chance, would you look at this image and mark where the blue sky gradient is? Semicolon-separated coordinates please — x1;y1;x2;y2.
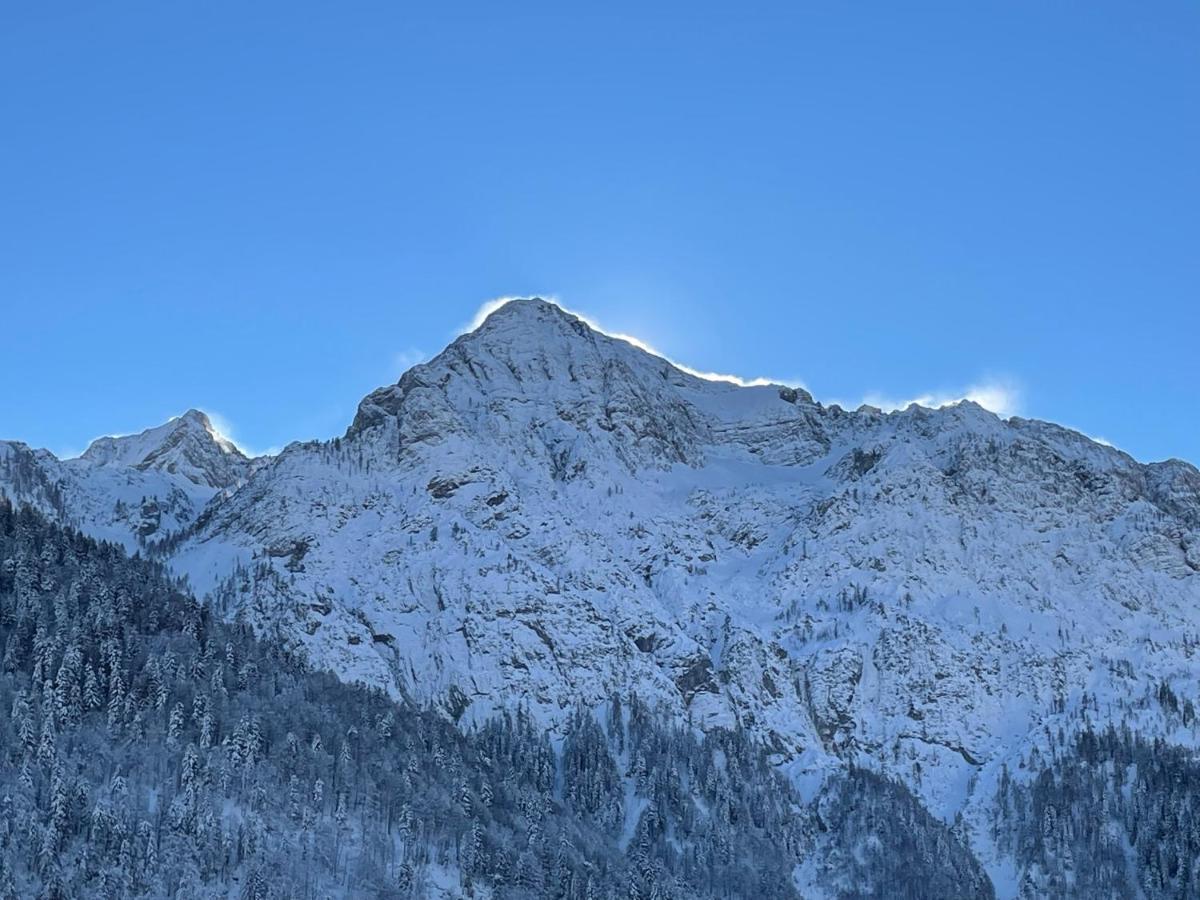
1;2;1196;462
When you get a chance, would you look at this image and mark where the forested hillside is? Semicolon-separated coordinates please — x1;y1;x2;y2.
0;500;999;898
994;727;1200;899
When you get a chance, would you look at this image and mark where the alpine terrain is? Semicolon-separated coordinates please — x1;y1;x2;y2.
3;297;1199;898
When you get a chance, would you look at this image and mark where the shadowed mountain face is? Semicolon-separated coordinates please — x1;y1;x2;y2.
2;298;1198;896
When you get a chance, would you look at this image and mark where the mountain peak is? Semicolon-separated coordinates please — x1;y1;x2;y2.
177;407;213;428
79;409;250;490
348;298;625;436
475;295;564;322
348;296;810;452
466;296;595;344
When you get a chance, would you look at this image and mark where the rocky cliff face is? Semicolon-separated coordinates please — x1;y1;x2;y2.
3;298;1197;895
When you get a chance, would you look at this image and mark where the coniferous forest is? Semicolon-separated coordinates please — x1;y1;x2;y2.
993;728;1200;899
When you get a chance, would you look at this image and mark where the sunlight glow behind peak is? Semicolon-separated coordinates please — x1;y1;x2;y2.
464;296;794;390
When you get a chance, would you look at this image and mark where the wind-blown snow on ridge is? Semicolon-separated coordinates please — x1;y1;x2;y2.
2;297;1197;896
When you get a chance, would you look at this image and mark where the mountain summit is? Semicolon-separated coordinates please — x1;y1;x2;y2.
350;297;820;475
80;408;250;489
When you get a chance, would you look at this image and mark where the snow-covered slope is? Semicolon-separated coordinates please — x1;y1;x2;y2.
4;298;1198;895
0;409;252;549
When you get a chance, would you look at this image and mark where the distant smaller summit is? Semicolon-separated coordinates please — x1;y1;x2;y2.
0;409;255;549
80;409;251;490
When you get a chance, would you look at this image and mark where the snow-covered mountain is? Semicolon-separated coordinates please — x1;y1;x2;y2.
0;408;252;549
79;408;250;489
3;298;1198;896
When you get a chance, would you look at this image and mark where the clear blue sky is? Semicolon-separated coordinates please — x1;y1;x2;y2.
2;2;1196;462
